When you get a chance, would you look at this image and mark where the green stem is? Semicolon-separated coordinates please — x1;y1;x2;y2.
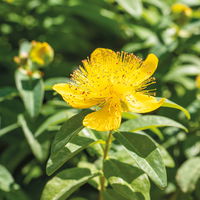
99;131;113;200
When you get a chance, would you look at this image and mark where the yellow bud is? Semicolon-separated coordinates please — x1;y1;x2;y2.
29;41;54;66
171;3;192;17
196;75;200;89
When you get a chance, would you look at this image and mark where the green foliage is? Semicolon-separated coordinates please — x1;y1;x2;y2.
114;131;167;188
1;0;200;199
41;167;99;200
15;70;44;118
176;157;200;193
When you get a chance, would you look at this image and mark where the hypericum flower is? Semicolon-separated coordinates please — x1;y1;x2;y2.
196;75;200;88
171;3;192;17
53;48;165;131
30;41;54;66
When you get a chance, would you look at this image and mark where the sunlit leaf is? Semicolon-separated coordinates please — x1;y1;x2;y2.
114;131;167;188
116;0;143;18
158;145;175;168
35;110;76;137
120;115;187;132
41;168;99;200
159;98;191;119
176;157;200;193
0;165;28;200
104;159;150;200
15;69;44;118
18;114;43;161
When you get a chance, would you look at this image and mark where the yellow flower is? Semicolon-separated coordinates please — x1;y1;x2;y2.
171;3;192;17
30;41;54;66
196;75;200;88
53;48;165;131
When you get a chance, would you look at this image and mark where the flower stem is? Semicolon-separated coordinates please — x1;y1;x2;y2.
99;130;113;200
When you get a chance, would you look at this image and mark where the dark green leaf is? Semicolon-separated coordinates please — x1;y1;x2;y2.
0;87;18;102
46;110;92;175
47;135;95;176
103;189;129;200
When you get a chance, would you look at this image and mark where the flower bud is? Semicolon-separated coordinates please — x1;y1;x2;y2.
196;75;200;89
171;3;192;25
29;41;54;66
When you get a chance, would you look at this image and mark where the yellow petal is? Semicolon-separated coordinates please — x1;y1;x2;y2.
136;54;158;85
124;92;165;113
53;83;102;109
83;99;122;131
90;48;118;69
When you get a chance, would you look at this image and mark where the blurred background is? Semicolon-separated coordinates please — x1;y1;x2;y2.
0;0;200;199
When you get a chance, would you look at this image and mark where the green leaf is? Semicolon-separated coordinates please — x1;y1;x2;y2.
183;135;200;158
0;165;28;200
19;41;31;55
120;115;188;132
116;0;143;18
35;110;77;137
158;145;175;168
0;164;14;192
176;157;200;193
160;98;191;119
41;168;99;200
18;114;43;162
46;110;92;175
113;131;167;188
44;77;69;90
15;69;44;118
103;189;129;200
0;123;19;137
0;87;18;102
78;161;100;189
47;135;95;176
81;128;104;156
104;159;150;200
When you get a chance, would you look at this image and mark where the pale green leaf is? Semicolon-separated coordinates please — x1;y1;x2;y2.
44;77;69;90
158;145;175;168
18;114;43;161
114;131;167;188
120;115;187;132
160;98;190;119
0;123;19;137
35;110;76;137
176;157;200;193
41;168;99;200
104;159;150;200
116;0;143;18
15;69;44;118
